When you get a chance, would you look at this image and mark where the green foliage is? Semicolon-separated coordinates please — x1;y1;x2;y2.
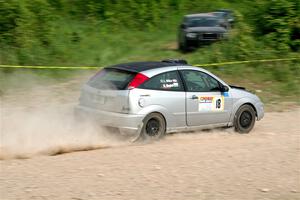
250;0;300;51
0;0;57;64
1;0;299;66
0;0;299;104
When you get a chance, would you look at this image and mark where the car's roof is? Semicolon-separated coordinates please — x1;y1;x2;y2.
216;9;232;13
107;61;188;73
212;11;225;15
104;61;228;86
185;13;216;18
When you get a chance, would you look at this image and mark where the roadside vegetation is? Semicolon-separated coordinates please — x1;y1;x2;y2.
0;0;299;105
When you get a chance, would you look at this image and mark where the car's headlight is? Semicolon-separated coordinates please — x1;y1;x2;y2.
186;33;197;38
222;32;228;38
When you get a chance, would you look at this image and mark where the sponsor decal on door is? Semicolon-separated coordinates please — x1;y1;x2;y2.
198;95;224;111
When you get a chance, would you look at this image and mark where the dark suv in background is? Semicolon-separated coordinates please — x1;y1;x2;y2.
213;9;235;28
178;13;228;51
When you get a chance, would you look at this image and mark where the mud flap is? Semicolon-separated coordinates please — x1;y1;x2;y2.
131;122;144;143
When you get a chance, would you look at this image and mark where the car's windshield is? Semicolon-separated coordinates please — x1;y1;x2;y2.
88;68;135;90
186;17;219;27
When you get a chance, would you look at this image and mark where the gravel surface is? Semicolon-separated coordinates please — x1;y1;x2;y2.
1;109;299;200
1;77;299;200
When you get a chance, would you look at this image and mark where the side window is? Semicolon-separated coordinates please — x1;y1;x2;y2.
180;70;221;92
140;71;183;91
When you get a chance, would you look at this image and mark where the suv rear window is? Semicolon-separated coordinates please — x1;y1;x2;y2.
88;68;135;90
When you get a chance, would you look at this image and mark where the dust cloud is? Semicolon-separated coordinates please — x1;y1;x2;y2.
0;105;124;159
0;70;130;159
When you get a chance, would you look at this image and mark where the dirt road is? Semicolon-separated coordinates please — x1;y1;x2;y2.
1;108;300;200
1;75;300;200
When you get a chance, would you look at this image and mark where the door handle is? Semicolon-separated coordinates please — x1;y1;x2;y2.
190;95;198;100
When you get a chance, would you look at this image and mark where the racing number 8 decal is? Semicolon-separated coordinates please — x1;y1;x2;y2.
216;98;221;109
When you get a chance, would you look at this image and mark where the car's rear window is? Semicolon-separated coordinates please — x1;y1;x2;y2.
88;68;135;90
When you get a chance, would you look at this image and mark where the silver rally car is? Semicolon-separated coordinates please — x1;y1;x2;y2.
75;59;264;141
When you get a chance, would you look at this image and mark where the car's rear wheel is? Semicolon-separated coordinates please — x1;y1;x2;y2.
139;113;166;141
234;104;256;133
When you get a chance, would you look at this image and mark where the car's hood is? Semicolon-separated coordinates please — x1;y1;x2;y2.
186;26;226;33
229;86;260;101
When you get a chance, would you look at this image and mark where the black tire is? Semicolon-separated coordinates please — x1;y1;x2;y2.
139;113;166;141
234;104;256;133
179;40;188;52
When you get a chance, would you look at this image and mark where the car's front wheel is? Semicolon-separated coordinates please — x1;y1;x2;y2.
234;104;256;133
139;113;166;141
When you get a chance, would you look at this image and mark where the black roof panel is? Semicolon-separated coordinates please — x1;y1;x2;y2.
107;61;187;73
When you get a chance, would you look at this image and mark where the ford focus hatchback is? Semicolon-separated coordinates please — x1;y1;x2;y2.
75;60;264;141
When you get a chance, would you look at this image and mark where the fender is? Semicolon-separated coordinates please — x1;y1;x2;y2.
137;104;177;128
229;97;259;124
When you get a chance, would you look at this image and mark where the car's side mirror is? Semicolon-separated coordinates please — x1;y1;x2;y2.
180;24;186;29
221;85;229;92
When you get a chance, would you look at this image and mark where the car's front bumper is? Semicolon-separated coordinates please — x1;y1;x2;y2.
74;105;144;131
255;102;264;120
185;33;226;43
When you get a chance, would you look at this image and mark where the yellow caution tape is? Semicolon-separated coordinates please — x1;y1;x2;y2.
194;58;300;67
0;58;299;70
0;65;99;69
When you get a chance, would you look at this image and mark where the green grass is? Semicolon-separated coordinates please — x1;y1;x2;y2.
1;15;299;107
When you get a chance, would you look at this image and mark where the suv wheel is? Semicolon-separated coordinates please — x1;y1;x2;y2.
234;105;256;133
139;113;166;141
179;40;188;52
